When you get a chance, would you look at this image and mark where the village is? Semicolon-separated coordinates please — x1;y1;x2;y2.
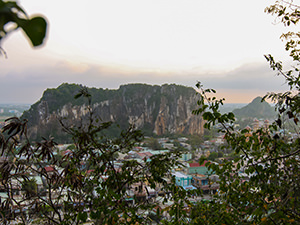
0;117;289;224
0;133;227;222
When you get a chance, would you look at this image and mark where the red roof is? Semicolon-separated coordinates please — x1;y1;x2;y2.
143;152;153;157
189;161;209;167
189;162;200;167
63;150;72;155
44;166;55;172
87;169;94;174
136;152;146;158
136;152;153;158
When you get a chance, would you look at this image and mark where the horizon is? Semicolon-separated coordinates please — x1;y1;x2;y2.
0;0;291;104
0;82;267;105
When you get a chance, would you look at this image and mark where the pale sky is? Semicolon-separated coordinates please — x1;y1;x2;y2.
0;0;294;104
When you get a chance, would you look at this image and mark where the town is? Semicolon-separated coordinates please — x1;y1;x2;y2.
0;115;283;224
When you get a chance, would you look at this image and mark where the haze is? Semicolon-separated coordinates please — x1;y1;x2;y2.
0;0;292;104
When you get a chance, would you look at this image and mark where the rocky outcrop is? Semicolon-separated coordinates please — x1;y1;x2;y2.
22;83;204;143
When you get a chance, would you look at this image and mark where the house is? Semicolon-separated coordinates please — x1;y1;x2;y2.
62;149;73;156
178;137;188;142
44;166;56;174
162;143;174;150
180;152;192;161
172;172;192;187
192;174;219;194
192;174;209;187
187;161;210;175
180;142;191;150
135;151;153;160
130;182;157;202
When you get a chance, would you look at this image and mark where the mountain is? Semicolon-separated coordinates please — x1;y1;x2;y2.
219;103;247;114
22;83;204;143
233;97;276;119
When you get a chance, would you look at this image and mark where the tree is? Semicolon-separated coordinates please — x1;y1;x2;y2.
191;80;300;223
188;135;203;150
2;1;300;224
0;89;193;225
0;3;194;224
189;1;300;223
207;151;223;161
0;0;47;55
145;137;161;150
22;178;37;198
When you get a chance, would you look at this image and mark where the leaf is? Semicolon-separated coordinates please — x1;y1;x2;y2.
294;117;298;124
19;16;47;47
287;111;294;118
74;93;83;99
202;112;213;121
78;211;88;222
227;112;235;120
275;118;282;128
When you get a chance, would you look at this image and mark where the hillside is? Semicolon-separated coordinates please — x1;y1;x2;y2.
233;97;276;119
22;83;204;143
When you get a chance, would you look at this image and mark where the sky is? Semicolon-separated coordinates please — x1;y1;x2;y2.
0;0;295;104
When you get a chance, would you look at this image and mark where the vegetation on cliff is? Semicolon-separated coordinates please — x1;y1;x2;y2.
233;96;276;119
1;89;193;224
22;83;202;142
1;0;300;224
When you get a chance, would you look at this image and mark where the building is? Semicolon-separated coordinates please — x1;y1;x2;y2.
172;171;192;187
192;174;219;194
180;152;192;161
186;161;210;175
192;174;208;187
162;143;174;150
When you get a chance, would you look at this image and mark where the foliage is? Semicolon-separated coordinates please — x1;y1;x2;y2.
2;1;300;224
207;151;223;161
22;178;38;198
265;0;300;61
191;2;300;218
22;83;200;143
187;134;203;149
192;79;300;223
0;88;196;225
0;0;47;53
144;137;161;150
190;4;300;223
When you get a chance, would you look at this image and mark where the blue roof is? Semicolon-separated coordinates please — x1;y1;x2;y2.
183;185;197;190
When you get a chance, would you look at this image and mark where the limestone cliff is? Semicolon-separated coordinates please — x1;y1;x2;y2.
22;83;204;143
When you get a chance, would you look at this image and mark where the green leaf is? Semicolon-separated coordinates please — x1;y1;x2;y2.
19;16;47;47
74;93;83;99
202;112;213;121
227;112;235;120
78;211;88;222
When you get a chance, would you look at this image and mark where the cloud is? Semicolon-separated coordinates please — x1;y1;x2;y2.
0;57;290;104
200;63;287;92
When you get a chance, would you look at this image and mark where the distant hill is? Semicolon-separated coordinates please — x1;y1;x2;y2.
233;97;276;119
22;83;204;143
220;103;247;114
0;104;30;119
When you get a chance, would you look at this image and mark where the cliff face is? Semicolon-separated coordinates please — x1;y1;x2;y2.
22;83;204;142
